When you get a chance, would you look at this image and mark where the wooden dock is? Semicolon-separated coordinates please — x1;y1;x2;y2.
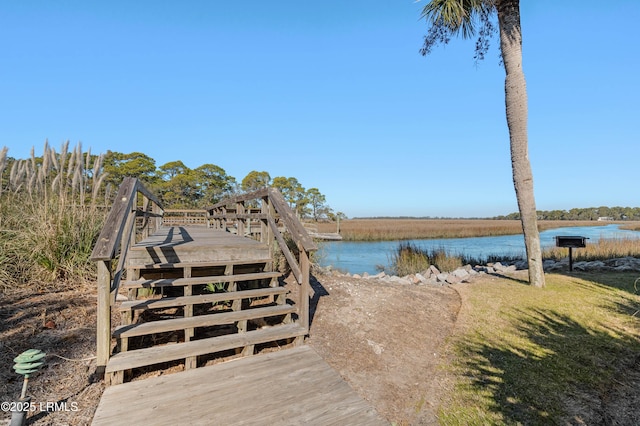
90;181;385;425
92;345;387;425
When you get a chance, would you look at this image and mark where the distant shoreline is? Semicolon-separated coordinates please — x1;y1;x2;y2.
315;219;640;242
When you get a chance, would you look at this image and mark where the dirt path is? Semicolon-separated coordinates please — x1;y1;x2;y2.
306;271;461;425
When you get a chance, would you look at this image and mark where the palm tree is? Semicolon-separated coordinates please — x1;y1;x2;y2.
420;0;545;287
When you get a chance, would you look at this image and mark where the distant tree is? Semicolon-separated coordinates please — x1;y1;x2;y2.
241;171;271;192
271;176;300;206
336;211;348;220
154;161;196;208
420;0;545;287
193;164;237;206
160;171;199;208
270;176;290;201
102;151;157;188
156;160;189;181
271;176;310;217
307;187;328;221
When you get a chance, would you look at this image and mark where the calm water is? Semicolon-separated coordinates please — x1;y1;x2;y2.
317;224;640;275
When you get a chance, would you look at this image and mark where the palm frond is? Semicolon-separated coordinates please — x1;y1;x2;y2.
420;0;497;59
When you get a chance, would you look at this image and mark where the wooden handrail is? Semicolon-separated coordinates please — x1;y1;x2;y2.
265;188;317;253
91;177;163;261
207;188;317;252
208;187;317;331
93;183;316;372
92;177;163;372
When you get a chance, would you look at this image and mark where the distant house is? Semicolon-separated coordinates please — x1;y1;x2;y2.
597;216;614;221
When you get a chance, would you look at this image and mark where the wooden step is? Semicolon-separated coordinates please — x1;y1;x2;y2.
119;287;288;312
121;271;281;290
126;258;273;271
114;304;296;338
105;323;307;374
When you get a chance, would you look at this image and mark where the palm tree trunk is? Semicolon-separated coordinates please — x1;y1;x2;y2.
497;0;545;287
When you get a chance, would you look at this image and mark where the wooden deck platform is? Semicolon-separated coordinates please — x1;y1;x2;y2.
127;226;271;264
92;345;388;425
92;183;358;424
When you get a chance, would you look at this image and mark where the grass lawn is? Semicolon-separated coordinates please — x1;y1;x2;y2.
439;271;640;425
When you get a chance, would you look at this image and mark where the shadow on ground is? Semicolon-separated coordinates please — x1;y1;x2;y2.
454;306;640;424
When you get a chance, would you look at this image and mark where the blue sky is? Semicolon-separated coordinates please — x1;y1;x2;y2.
1;1;638;218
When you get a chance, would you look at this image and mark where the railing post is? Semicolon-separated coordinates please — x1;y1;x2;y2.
141;195;150;240
96;260;112;373
299;247;310;332
237;202;245;236
155;203;162;232
260;197;270;245
222;207;228;232
122;192;137;254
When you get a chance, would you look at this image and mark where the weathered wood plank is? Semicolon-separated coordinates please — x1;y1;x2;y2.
125;258;272;270
120;271;281;289
126;227;271;264
105;324;307;373
118;286;288;312
91;178;137;261
94;345;387;426
267;216;302;282
96;260;112;370
266;187;317;252
113;304;296;338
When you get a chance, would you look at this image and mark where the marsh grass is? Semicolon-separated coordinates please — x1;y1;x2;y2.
390;243;432;276
391;237;640;276
390;243;462;275
391;242;526;275
439;272;640;424
543;237;640;261
316;219;624;241
0;142;108;291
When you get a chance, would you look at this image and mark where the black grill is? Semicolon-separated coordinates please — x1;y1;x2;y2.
555;236;588;248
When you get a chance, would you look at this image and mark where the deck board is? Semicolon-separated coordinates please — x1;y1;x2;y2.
92;346;388;425
128;227;270;264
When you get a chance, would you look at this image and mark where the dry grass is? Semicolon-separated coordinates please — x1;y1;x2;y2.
543;237;640;261
0;142;108;291
316;219;620;241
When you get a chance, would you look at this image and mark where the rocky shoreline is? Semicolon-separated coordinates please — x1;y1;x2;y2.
317;256;640;286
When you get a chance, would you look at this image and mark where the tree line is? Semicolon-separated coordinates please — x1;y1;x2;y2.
496;207;640;221
1;147;337;221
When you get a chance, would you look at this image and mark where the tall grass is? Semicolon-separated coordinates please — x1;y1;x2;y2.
390;242;472;275
543;237;640;262
391;238;640;276
316;219;621;241
0;141;108;291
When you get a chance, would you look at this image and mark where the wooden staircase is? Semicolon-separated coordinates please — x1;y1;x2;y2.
106;255;306;384
91;179;316;385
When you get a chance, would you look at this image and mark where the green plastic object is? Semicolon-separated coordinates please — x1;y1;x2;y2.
13;349;46;377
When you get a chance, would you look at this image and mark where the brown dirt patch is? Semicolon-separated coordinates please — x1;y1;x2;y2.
306;270;461;425
0;287;104;426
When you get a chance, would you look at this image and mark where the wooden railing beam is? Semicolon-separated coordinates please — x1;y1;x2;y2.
96;260;112;371
267;217;302;283
92;178;164;373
